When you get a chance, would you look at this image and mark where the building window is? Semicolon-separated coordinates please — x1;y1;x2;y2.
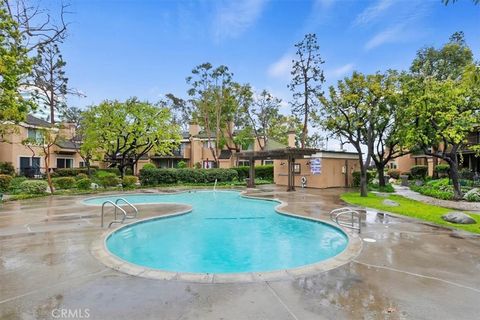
264;160;274;165
238;160;250;167
203;140;216;149
79;161;85;167
203;161;215;169
19;157;41;177
27;128;43;144
57;158;73;169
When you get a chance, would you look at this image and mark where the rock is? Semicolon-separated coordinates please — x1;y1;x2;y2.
376;193;389;198
442;212;476;224
414;180;424;186
91;183;99;190
382;199;399;207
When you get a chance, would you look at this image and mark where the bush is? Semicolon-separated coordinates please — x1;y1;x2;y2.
459;168;474;180
9;177;27;193
53;177;76;189
142;163;156;170
19;180;48;194
232;165;274;181
96;168;121;176
98;172;121;188
76;178;92;190
0;162;15;175
464;188;480;202
435;164;450;175
76;173;88;180
410;165;428;180
139;168;239;186
410;184;454;200
352;171;376;187
368;182;395;193
54;168;95;177
177;160;187;169
122;175;138;188
387;169;400;179
0;174;13;192
426;178;450;188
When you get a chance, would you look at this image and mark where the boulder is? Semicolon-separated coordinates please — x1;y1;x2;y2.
442;212;476;224
382;199;399;207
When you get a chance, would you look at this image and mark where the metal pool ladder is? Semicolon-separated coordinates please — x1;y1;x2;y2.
330;207;361;233
101;198;138;228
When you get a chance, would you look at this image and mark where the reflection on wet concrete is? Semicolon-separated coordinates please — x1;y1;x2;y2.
0;186;479;319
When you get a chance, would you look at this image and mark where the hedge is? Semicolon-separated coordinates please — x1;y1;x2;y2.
410;165;428;179
387;169;400;179
76;178;92;190
54;168;95;177
0;162;15;175
232;165;274;181
139;168;239;186
98;172;122;188
53;177;76;189
434;164;450;174
0;174;13;192
19;180;48;194
122;175;138;188
352;171;376;187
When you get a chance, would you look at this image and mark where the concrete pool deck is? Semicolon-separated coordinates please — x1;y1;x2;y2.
0;186;479;319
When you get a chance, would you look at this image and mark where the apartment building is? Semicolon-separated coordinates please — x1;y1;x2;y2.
388;131;480;175
0;115;85;176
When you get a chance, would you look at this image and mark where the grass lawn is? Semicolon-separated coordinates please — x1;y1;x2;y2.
341;192;480;234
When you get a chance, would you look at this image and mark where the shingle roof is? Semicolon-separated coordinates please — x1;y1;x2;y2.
55;140;80;150
25;115;51;127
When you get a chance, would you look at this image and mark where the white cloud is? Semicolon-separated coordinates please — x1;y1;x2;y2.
267;54;293;79
328;63;355;78
354;0;396;26
364;24;403;51
314;0;337;9
213;0;268;41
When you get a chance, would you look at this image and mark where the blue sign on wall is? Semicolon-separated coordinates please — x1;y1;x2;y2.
310;158;321;175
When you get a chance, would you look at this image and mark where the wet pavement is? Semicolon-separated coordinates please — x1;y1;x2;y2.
0;186;479;320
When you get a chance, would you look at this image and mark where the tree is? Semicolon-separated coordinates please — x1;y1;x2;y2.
0;3;34;134
161;93;191;132
320;72;374;197
362;71;410;187
22;125;63;193
61;106;94;176
442;0;479;5
81;98;181;177
32;43;82;124
186;63;233;166
289;33;325;148
402;65;480;199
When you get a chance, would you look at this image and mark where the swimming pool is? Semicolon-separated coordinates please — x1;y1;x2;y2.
85;191;348;274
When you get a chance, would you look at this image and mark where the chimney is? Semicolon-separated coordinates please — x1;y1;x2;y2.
288;130;296;148
189;122;200;137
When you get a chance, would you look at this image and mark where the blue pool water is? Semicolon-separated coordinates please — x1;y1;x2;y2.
84;191;348;274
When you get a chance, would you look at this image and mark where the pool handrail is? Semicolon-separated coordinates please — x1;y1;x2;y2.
114;198;138;219
101;201;127;228
330;207;361;233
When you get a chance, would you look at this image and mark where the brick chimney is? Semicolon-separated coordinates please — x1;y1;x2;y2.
189;122;200;137
288;130;296;148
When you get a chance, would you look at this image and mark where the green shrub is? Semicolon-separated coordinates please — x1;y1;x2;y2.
410;165;428;180
9;177;27;193
387;169;400;179
76;178;92;190
53;177;76;189
139;168;239;186
352;171;376;187
19;180;48;194
368;182;395;193
0;162;15;175
98;172;121;188
434;164;450;174
232;165;274;181
410;185;454;200
142;163;156;170
459;168;474;180
0;174;13;192
54;168;95;177
76;173;88;180
122;175;138;188
426;178;450;188
177;160;187;169
96;168;121;177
